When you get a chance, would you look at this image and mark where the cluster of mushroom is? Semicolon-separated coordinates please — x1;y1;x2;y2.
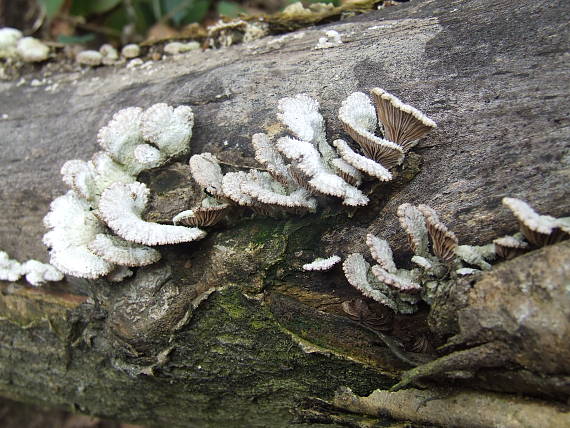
0;27;50;63
197;89;436;216
43;103;206;281
494;197;570;258
0;251;63;286
304;198;569;314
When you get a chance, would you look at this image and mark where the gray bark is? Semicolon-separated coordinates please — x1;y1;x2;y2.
0;0;569;426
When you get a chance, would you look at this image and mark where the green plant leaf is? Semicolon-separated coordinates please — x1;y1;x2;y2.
70;0;122;16
217;1;246;18
37;0;66;18
57;33;96;44
179;0;210;26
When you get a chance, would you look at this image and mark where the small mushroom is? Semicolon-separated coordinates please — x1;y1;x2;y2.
493;235;529;259
371;265;422;293
333;139;392;181
502;197;570;246
141;103;194;158
277;94;326;145
397;203;430;257
252;133;294;186
366;234;397;273
88;234;161;267
371;87;436;151
302;255;341;271
418;204;458;262
43;191;115;279
98;182;206;246
189;153;224;197
0;251;23;281
342;253;397;312
331;157;362;186
338;92;404;168
173;197;230;227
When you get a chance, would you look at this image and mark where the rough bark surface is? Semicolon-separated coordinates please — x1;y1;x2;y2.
0;0;569;426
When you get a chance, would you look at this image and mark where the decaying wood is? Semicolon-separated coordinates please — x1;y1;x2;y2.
0;0;569;426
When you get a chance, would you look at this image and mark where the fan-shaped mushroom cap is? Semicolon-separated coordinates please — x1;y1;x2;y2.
107;265;133;282
98;182;206;246
493;235;529;259
417;204;458;261
189;153;224;196
43;191;115;279
342;253;397;312
0;27;22;58
240;170;317;211
502;197;569;246
277;94;326;144
366;234;397;273
0;251;23;281
455;245;493;270
173;197;230;227
222;171;254;206
331;157;362;186
61;152;136;202
252;133;293;185
338;92;404;168
97;107;149;173
371;88;436;151
141;103;193;158
333;140;392;181
88;234;161;267
277;136;368;206
303;255;341;271
17;37;50;62
21;260;63;286
397;203;429;257
371;265;422;293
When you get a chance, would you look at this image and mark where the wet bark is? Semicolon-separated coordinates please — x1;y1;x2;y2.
0;0;569;426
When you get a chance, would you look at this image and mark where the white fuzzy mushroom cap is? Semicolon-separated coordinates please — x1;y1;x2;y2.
16;37;50;62
61;152;135;202
0;251;23;281
121;44;140;58
252;133;293;185
141;103;194;157
43;191;114;279
0;27;22;58
240;170;317;211
21;260;63;286
502;197;559;234
277;94;326;144
397;203;429;257
333;139;392;181
222;171;254;206
366;234;397;273
371;265;422;293
76;50;103;66
338;92;405;168
342;253;397;311
88;234;161;267
189;153;224;196
302;255;341;271
98;182;206;245
277;136;368;206
338;92;377;135
97;107;145;166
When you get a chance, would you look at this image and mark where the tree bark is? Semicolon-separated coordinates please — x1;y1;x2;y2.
0;0;569;426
